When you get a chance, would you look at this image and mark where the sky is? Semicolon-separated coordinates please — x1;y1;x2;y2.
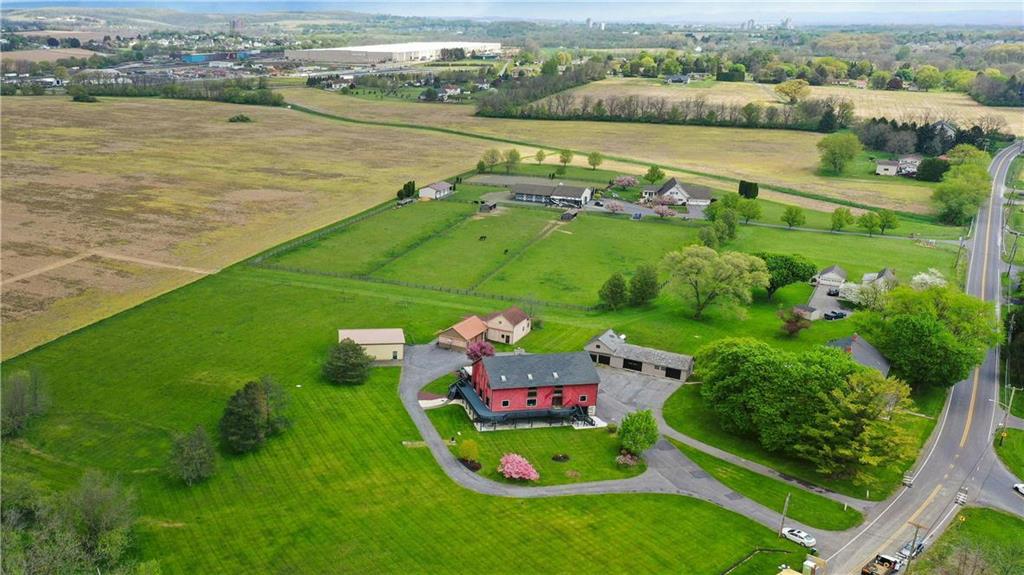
4;0;1023;26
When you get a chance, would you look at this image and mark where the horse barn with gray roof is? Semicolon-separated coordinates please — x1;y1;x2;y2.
510;182;593;208
584;329;694;380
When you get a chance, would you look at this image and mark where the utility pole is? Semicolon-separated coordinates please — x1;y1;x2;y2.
903;521;927;574
778;492;791;537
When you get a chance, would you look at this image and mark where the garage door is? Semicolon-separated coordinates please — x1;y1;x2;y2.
665;367;682;380
622;358;643;372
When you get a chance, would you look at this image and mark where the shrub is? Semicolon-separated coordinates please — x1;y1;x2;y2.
456;439;480;463
619;410;659;455
497;453;539;481
323;338;374;385
551;453;570;462
606;422;618;434
466;340;495;363
228;114;252;123
616;452;641;467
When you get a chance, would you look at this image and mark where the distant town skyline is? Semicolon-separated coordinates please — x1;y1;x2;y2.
3;0;1022;26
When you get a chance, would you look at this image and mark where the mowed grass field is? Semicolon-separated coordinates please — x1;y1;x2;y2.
281;86;947;214
912;507;1024;573
1;264;808;574
0;97;496;359
555;77;1024;135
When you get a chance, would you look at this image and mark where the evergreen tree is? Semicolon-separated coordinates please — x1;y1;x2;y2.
323;338;374;385
817;105;837;132
219;381;269;454
738;180;759;199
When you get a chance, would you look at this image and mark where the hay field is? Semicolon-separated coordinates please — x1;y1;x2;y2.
557;77;1024;135
0;97;496;358
0;48;98;62
281;87;939;214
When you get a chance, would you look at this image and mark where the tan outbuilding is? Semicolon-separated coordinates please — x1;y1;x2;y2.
437;316;487;350
337;328;406;361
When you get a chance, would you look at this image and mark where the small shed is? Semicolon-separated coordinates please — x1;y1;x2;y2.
337;328;406;361
479;201;497;213
437;316;488;350
584;329;694;380
419;181;453;200
793;304;821;321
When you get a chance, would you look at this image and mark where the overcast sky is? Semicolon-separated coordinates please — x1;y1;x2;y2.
6;1;1023;25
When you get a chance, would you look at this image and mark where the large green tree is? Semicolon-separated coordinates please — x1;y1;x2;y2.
169;425;216;486
628;264;660;306
662;246;769;319
781;205;806;228
754;252;817;300
219;377;289;453
830;207;855;232
599;272;629;310
816;132;863;174
795;371;914;485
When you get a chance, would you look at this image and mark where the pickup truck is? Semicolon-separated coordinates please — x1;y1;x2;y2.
861;554;904;575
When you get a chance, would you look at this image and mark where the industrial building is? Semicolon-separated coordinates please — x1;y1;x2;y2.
284;41;501;65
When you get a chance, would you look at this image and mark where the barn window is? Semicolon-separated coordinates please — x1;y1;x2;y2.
526;399;537;407
579;395;588;402
501;400;510;408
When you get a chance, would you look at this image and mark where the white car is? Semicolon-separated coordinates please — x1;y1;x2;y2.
782;527;816;548
1014;483;1024;496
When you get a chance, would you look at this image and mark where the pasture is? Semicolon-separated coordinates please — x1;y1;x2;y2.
281;87;946;214
556;77;1024;135
1;264;807;574
0;96;493;358
0;47;97;62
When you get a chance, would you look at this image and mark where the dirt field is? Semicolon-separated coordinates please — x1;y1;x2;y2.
280;87;940;214
0;48;98;63
0;97;497;358
555;77;1024;135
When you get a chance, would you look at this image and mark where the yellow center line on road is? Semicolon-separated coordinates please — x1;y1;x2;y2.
959;162;999;449
866;484;944;562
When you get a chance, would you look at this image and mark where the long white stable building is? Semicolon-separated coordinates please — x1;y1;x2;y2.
284;41;501;65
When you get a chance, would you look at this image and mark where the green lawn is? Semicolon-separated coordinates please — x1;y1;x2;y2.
662;384;945;500
912;507;1024;573
1;266;807;573
748;195;963;239
995;428;1024;480
374;206;557;289
819;147;939;192
267;201;474;275
428;402;645;486
669;439;863;530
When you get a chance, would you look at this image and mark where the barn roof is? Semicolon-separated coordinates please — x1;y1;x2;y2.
585;329;693;372
481;352;598;389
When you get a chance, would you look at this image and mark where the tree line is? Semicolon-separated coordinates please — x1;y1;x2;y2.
485;91;855;133
69;77;285;106
475;60;608;117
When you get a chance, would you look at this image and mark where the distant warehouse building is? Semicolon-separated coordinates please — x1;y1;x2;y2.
284;41;501;65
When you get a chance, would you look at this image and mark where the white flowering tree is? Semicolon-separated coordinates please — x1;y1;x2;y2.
910;268;948;291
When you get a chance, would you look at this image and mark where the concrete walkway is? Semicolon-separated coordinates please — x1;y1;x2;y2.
398;343;838;548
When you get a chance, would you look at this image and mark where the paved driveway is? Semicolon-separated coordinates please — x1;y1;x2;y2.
808;284;851;317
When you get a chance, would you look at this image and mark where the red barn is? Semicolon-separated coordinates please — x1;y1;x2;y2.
450;352;599;429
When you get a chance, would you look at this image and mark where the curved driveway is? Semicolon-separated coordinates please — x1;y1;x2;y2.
397;144;1024;573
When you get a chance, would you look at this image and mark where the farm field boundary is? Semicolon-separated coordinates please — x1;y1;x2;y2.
287;101;937;223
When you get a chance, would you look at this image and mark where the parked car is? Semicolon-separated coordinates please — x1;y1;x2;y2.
1013;483;1024;496
827;288;840;296
782;527;816;548
593;201;603;207
897;540;924;560
824;311;848;320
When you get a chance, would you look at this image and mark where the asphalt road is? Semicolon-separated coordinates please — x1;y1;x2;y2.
825;142;1024;574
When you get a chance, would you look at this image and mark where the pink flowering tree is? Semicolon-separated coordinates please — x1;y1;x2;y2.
605;201;624;214
653;204;677;218
466;340;495;363
498;453;540;481
613;175;638;189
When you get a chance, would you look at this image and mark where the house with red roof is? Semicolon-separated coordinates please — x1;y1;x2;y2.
437;315;487;350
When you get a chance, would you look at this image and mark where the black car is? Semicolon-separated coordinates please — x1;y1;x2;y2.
827;288;840;297
898;540;925;560
823;310;848;321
